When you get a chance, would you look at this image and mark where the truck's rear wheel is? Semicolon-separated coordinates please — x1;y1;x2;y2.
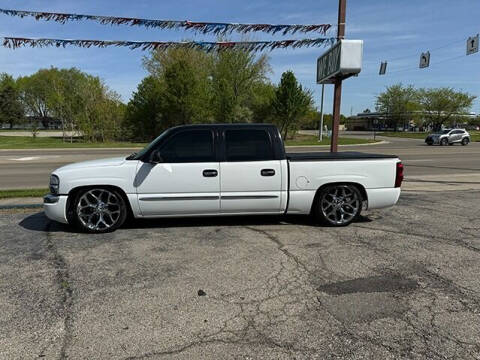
73;188;127;233
314;184;362;226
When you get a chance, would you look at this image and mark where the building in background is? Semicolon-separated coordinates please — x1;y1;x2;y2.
1;116;62;130
346;109;477;131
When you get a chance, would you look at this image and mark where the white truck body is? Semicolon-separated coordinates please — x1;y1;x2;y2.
44;124;402;230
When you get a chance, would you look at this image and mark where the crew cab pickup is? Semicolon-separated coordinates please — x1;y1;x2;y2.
44;124;403;233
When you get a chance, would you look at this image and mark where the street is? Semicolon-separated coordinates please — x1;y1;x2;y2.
1;136;480;189
1;189;479;359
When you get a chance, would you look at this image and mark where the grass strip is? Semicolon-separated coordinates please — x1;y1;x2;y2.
0;188;49;199
0;136;146;149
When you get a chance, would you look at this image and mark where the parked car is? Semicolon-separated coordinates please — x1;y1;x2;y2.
425;129;470;146
44;124;404;233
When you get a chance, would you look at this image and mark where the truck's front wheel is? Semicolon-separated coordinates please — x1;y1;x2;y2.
72;188;127;233
314;184;362;226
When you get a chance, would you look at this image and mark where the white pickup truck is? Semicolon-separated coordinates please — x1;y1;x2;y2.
44;124;403;233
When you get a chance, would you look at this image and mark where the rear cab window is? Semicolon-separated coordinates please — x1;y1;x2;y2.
224;129;275;161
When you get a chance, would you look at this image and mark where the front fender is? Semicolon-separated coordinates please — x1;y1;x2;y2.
55;161;139;195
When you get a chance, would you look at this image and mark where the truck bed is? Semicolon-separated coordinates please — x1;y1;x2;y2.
286;151;398;162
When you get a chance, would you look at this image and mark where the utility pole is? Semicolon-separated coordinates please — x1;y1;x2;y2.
330;0;346;152
318;84;325;142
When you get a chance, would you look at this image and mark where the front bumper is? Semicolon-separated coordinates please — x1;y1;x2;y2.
425;136;439;144
43;194;69;224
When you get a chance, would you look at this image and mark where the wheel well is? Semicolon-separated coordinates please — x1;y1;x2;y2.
66;185;134;222
310;182;368;215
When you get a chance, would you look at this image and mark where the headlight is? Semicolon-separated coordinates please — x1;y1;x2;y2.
49;175;59;195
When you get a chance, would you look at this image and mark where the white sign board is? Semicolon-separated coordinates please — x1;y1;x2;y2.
317;40;363;84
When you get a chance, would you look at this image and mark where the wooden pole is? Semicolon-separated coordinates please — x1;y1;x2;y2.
330;0;346;152
318;84;325;142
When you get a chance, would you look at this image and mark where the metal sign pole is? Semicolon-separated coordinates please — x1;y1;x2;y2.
330;0;346;153
318;84;325;142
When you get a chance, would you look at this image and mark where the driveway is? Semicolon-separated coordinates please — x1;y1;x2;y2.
1;189;480;359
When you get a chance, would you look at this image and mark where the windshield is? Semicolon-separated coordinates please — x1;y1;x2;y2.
441;129;451;134
127;129;172;160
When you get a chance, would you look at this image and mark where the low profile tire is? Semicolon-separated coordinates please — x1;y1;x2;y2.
462;138;470;146
72;188;127;233
440;138;448;146
314;184;362;226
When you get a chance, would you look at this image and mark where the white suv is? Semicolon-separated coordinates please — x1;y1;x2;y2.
425;129;470;146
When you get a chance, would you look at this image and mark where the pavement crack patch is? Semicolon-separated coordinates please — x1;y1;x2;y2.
318;275;418;295
245;226;310;274
122;226;325;359
44;221;73;360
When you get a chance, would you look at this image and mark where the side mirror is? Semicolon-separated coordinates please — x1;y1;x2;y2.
149;149;163;163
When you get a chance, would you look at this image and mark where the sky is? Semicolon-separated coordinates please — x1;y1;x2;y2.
0;0;479;115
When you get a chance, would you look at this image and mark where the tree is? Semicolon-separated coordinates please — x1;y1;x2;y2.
17;69;56;122
212;49;270;122
272;71;312;139
123;76;164;141
417;87;476;131
74;76;124;142
50;68;91;142
18;68;124;142
0;74;24;129
249;81;276;123
162;57;208;126
143;48;213;128
375;84;420;131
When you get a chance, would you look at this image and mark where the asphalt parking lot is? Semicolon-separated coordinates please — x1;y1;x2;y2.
1;189;480;359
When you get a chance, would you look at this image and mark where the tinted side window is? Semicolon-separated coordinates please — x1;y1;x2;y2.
160;130;215;163
225;129;274;161
451;130;462;135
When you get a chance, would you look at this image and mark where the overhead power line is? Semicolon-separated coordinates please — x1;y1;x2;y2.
0;8;333;35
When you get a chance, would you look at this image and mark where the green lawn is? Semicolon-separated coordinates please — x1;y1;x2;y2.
0;136;147;149
0;134;378;149
380;131;480;142
285;134;378;146
0;188;49;199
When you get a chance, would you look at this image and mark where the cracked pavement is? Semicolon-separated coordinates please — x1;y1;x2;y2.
1;190;480;359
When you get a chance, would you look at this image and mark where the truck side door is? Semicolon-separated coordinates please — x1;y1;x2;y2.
135;129;220;216
219;128;283;214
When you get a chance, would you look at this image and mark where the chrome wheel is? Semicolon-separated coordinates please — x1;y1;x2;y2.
320;185;360;225
76;189;122;231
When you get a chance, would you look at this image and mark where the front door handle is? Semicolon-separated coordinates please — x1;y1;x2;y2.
203;169;218;177
261;169;275;177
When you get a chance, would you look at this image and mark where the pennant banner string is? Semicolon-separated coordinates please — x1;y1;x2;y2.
0;9;332;35
2;37;336;52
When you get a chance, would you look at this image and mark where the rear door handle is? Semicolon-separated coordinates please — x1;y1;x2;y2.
203;169;218;177
261;169;275;177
